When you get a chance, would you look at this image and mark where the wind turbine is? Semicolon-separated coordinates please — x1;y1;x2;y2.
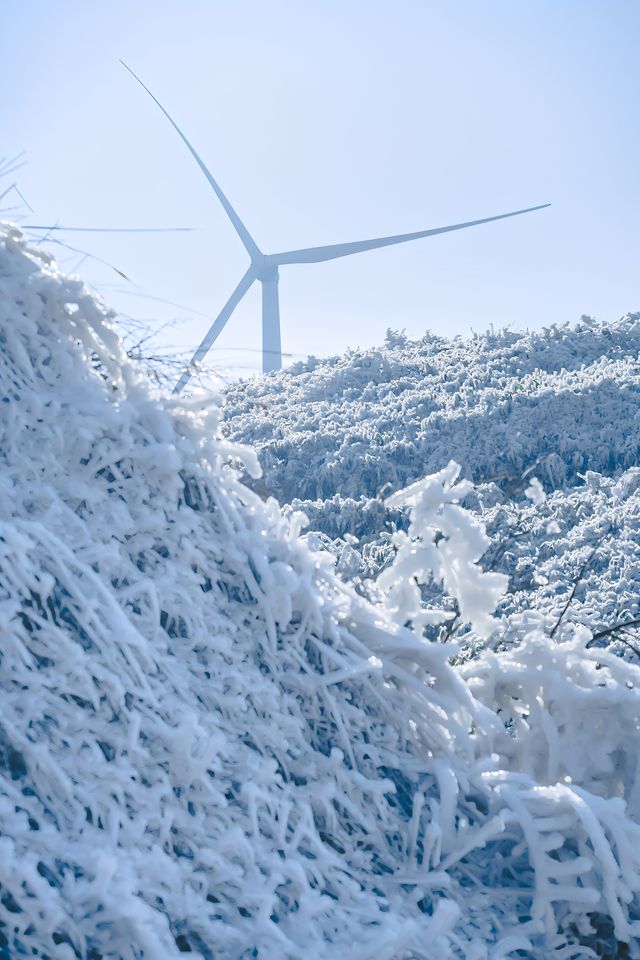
122;63;550;393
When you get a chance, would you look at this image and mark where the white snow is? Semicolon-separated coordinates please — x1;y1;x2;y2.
223;319;640;660
1;224;640;958
524;477;546;506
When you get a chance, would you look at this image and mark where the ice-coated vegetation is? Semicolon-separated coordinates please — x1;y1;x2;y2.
222;316;640;525
2;224;640;959
223;315;640;657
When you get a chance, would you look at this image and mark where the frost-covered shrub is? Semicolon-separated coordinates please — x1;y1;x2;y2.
2;224;640;958
378;462;508;638
461;468;640;662
223;311;640;534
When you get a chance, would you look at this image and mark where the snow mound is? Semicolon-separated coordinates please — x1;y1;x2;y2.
2;225;640;958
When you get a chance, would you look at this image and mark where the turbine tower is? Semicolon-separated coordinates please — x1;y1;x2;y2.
123;64;550;393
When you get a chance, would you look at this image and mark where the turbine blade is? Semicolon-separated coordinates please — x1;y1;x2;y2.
172;267;256;394
121;61;261;261
269;204;550;266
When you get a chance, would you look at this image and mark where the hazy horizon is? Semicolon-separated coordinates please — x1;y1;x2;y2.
3;1;639;377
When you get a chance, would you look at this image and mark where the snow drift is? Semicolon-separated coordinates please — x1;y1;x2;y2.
2;224;640;958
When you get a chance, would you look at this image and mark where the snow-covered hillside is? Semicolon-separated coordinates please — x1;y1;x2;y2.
3;225;640;959
223;320;640;653
223;318;640;512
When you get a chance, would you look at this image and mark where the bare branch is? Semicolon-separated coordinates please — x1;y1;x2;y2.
550;549;596;638
587;617;640;646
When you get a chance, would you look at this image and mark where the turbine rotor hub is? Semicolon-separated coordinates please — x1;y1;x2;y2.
255;261;279;283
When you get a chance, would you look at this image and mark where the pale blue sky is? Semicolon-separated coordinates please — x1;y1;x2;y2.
3;2;639;376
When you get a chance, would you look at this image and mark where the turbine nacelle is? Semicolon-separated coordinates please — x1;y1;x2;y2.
123;62;550;391
254;259;279;283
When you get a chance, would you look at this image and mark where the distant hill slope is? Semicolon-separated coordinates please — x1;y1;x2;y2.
223;317;640;511
223;317;640;655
